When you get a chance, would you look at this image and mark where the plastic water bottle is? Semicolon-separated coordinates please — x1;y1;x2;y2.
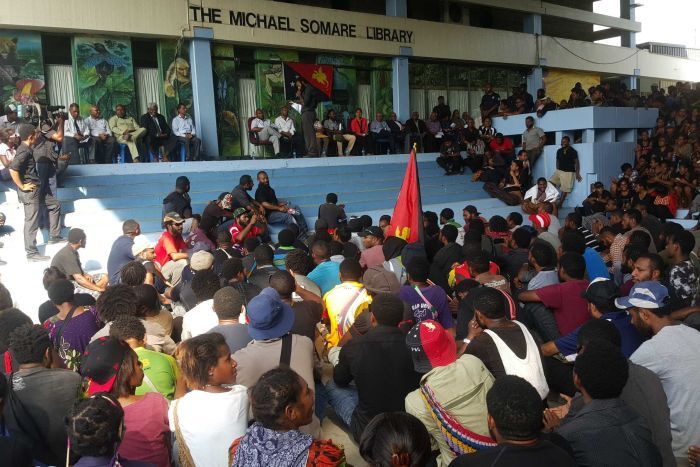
361;148;365;156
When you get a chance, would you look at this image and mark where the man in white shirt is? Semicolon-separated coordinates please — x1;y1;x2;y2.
0;104;18;130
274;106;304;157
86;105;116;164
63;103;92;163
622;281;700;465
369;112;395;154
181;268;220;340
250;108;281;156
172;103;201;161
522;177;560;215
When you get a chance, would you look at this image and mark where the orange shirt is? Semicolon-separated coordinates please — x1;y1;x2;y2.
350;117;368;135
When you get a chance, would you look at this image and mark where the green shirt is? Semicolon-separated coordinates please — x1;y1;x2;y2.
134;346;179;400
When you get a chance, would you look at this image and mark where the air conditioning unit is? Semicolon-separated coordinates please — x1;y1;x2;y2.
443;2;470;25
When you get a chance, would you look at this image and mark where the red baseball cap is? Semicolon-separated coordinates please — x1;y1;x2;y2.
528;212;551;229
406;320;457;373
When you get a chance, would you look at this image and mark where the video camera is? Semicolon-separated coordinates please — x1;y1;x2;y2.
16;103;68;131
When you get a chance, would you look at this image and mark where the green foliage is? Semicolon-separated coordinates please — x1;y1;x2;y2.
371;58;393;118
212;43;241;157
73;36;136;118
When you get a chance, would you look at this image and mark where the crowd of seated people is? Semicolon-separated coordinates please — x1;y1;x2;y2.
1;144;700;467
469;81;700;223
0;101;201;171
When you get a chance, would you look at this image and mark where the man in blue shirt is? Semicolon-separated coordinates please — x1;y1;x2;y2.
540;278;642;396
307;240;341;296
560;230;608;281
106;219;140;285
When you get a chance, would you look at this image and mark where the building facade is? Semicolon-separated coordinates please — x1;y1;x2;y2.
1;0;697;157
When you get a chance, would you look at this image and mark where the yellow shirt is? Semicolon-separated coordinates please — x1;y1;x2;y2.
323;281;371;348
108;115;140;135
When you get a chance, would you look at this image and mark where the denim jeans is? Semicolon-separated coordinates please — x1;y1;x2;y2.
315;381;328;423
268;203;308;233
325;380;358;427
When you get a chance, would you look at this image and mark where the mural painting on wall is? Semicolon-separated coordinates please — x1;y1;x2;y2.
316;55;356;127
212;44;241;157
72;36;136;119
158;40;193;119
254;49;299;122
0;30;46;107
371;58;392;119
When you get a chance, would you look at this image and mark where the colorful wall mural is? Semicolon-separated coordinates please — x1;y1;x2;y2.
371;58;393;119
0;30;46;107
157;39;192;119
212;44;241;157
72;36;136;118
254;49;299;120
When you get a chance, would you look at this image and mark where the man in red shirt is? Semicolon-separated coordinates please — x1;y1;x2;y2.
517;252;590;340
488;133;515;162
154;212;188;286
229;207;265;252
350;108;370;155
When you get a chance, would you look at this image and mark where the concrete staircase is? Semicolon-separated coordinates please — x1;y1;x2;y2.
2;153;695;322
2;154;520;321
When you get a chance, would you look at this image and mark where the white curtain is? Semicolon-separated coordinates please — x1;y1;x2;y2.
238;78;257;156
447;89;469;119
45;65;75;109
135;68;160;116
409;88;426;120
358;84;371;118
469;91;484;125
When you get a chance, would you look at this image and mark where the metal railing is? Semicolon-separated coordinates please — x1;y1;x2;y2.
639;42;700;61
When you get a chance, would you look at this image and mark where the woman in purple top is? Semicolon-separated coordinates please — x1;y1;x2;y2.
399;257;455;332
43;280;101;371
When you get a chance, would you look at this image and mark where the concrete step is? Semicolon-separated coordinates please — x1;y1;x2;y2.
61;171;479;211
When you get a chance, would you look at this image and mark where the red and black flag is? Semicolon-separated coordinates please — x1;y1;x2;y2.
283;62;334;100
388;147;424;243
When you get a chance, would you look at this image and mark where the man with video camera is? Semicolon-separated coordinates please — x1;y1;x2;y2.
10;121;65;262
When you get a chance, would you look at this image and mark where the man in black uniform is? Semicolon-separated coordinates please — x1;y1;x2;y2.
10;124;63;261
162;175;192;221
294;78;322;158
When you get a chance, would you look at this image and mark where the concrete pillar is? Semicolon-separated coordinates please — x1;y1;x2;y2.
527;67;544;96
189;27;219;158
523;14;542;35
523;14;543;97
620;0;636;48
385;0;407;17
387;0;409;122
392;56;410;122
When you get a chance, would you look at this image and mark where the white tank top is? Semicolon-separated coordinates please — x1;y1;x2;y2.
484;320;550;399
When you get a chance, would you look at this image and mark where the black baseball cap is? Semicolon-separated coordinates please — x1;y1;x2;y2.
358;226;384;239
464;205;481;216
581;278;619;309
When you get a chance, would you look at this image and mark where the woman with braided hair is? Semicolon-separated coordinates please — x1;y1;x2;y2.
230;366;346;466
67;392;151;467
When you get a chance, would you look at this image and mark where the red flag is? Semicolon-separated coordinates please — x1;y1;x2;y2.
284;62;333;98
388;148;424;243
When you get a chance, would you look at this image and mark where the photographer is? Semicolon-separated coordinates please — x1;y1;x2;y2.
10;123;63;262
